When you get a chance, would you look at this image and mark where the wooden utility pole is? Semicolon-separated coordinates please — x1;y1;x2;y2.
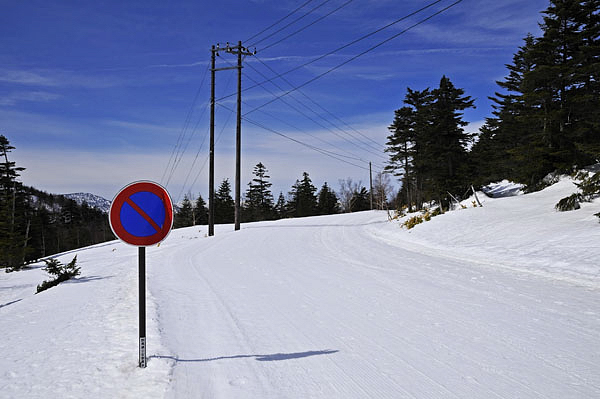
225;41;254;231
369;162;373;210
209;45;216;236
208;42;254;235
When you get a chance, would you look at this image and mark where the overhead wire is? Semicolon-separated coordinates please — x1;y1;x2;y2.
248;0;335;48
163;63;211;187
161;62;210;185
242;59;387;166
244;0;464;116
254;55;382;148
178;64;237;202
244;0;316;44
258;0;355;53
217;102;370;171
217;0;445;103
252;54;385;154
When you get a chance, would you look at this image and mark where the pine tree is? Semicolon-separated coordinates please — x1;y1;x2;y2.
174;194;194;228
194;195;208;225
316;182;340;215
214;179;234;224
426;75;475;203
287;172;318;218
274;192;287;219
0;135;29;269
244;162;274;222
350;186;370;212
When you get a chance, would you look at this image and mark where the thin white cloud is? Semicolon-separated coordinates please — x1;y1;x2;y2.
0;91;61;106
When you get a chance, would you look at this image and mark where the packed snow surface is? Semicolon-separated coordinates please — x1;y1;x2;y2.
1;178;599;398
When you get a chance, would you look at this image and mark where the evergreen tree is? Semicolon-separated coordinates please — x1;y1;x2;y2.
316;182;340;215
287;172;318;217
474;1;600;188
385;77;474;210
214;179;234;224
274;192;287;219
244;162;274;222
0;135;29;269
385;88;433;210
426;76;475;204
350;186;371;212
194;194;208;225
174;194;194;228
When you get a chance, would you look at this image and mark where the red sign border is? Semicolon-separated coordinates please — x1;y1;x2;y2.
109;181;173;246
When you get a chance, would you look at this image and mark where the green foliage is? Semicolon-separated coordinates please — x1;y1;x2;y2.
244;162;274;222
36;255;81;293
471;1;600;189
350;186;370;212
287;172;318;218
214;179;234;224
317;182;340;215
194;195;208;225
555;193;582;211
555;171;600;212
576;172;600;199
174;195;194;228
385;76;475;211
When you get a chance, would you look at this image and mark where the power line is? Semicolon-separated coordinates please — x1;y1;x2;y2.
245;0;464;116
253;54;384;151
161;63;210;185
259;0;355;53
215;56;386;169
217;102;370;172
242;59;387;164
248;0;335;48
244;0;315;44
217;0;445;103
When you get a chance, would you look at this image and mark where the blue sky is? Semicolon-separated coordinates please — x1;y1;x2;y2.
1;0;549;202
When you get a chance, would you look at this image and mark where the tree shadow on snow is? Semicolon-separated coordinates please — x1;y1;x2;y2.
150;349;339;363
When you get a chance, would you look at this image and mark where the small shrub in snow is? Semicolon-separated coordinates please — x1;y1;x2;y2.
403;215;424;229
555;193;582;211
36;256;81;293
556;172;600;212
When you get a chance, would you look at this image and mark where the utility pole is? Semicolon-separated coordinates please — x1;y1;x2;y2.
225;41;254;231
208;42;254;235
209;45;216;236
369;161;373;210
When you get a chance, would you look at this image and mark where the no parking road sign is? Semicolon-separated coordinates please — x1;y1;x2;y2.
109;181;174;247
109;180;173;369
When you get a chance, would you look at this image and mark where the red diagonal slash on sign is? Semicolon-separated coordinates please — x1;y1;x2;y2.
125;197;161;233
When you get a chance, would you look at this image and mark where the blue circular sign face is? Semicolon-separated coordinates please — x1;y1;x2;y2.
120;191;167;237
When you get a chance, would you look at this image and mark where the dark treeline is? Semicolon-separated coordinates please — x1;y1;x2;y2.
0;135;114;270
386;0;600;211
173;163;392;228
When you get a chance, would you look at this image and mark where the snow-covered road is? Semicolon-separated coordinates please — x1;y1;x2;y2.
151;211;600;398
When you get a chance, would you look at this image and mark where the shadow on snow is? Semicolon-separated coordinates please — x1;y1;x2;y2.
150;349;339;363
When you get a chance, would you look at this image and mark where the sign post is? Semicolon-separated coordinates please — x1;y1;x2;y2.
109;181;173;368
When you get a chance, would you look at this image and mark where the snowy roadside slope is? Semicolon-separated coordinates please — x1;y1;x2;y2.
0;242;171;399
371;177;600;287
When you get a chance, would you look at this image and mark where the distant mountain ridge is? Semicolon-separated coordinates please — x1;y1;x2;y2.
63;192;111;213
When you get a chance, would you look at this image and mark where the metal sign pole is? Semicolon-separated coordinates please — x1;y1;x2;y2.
139;246;147;368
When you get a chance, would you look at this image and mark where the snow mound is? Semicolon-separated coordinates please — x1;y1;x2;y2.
379;176;600;287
